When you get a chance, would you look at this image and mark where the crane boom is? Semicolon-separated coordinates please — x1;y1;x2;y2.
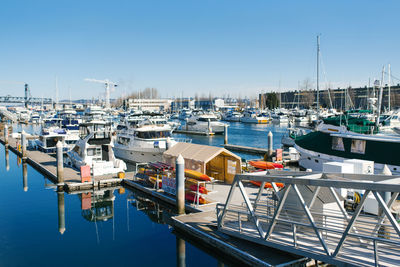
84;78;118;109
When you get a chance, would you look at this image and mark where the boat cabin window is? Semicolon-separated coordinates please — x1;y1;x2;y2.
136;131;171;139
332;137;345;151
87;148;97;156
198;117;217;122
117;125;127;131
46;137;62;148
117;137;130;145
351;139;366;154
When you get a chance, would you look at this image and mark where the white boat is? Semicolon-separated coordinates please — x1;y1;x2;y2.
113;119;184;163
185;111;227;134
35;128;69;153
65;121;127;176
240;111;270;124
271;112;289;123
222;111;242;122
84;105;106;122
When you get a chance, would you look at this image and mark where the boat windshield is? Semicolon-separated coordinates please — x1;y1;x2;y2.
198;117;218;122
136;131;171;139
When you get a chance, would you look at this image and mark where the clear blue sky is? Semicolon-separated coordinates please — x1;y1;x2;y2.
0;0;399;100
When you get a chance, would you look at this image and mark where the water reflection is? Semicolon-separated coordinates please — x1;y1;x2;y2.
80;189;115;222
176;236;186;267
57;191;65;234
5;147;9;171
22;162;28;192
127;192;171;224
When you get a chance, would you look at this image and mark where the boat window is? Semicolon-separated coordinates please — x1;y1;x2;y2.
332;137;345;151
198;117;217;122
117;137;130;145
351;139;366;154
137;131;171;139
117;125;127;131
87;148;96;156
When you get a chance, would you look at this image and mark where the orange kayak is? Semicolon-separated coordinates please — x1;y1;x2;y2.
184;169;212;182
185;191;208;204
250;180;284;188
249;161;283;170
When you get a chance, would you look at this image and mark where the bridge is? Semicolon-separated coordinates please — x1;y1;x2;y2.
0;84;52;107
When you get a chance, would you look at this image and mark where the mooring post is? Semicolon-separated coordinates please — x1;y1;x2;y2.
4;124;8;145
185;118;188;131
22;162;28;192
166;137;172;150
224;124;228;145
268;131;273;157
176;154;185;214
21;130;27;159
57;190;66;235
56;141;64;185
207;119;212;135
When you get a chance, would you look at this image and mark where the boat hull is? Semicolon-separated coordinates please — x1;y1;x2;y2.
295;144;400;175
113;146;165;163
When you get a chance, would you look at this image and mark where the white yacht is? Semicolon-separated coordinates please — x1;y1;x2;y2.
222;111;242;122
185;111;227;134
271;112;289;123
114;119;181;163
240;111;270;124
65;122;127;176
35;119;79;152
84;105;106;122
36;128;68;153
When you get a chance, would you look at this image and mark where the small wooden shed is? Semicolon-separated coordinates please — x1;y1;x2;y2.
163;143;242;184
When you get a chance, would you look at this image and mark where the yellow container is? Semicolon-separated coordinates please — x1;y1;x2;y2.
118;188;125;194
118;172;125;179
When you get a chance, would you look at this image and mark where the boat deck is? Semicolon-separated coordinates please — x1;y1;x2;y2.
0;135;135;191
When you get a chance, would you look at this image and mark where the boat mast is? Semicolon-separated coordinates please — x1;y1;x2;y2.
388;64;391;111
376;66;385;127
316;35;320;115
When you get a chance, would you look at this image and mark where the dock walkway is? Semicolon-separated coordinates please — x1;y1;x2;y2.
0;135;134;191
172;211;306;267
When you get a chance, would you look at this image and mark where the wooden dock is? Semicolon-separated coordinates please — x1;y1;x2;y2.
172;212;307;267
223;144;268;155
174;129;215;136
0;135;134;192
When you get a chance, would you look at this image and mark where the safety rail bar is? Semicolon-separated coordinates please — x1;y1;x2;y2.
216;172;400;266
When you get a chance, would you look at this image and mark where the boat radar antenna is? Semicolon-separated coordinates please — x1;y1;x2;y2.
85;78;118;109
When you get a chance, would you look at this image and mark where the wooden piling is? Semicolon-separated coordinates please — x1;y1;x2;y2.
176;154;185;214
56;141;64;185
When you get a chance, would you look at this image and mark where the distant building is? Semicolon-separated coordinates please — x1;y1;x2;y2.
259;84;400;111
127;98;172;112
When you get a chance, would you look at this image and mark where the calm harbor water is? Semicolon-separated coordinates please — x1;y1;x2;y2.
0;121;294;266
0;145;236;266
174;121;289;160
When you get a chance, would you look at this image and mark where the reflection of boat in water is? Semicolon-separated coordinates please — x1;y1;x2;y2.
127;191;174;225
80;189;115;222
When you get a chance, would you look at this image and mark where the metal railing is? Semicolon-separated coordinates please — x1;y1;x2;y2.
216;171;400;266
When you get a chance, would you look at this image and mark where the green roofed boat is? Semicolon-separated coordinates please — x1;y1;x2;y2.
294;113;400;175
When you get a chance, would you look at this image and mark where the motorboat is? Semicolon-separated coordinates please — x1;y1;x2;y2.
294;115;400;175
114;118;181;163
222;111;242;122
65;121;127;176
185;111;227;134
240;111;270;124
